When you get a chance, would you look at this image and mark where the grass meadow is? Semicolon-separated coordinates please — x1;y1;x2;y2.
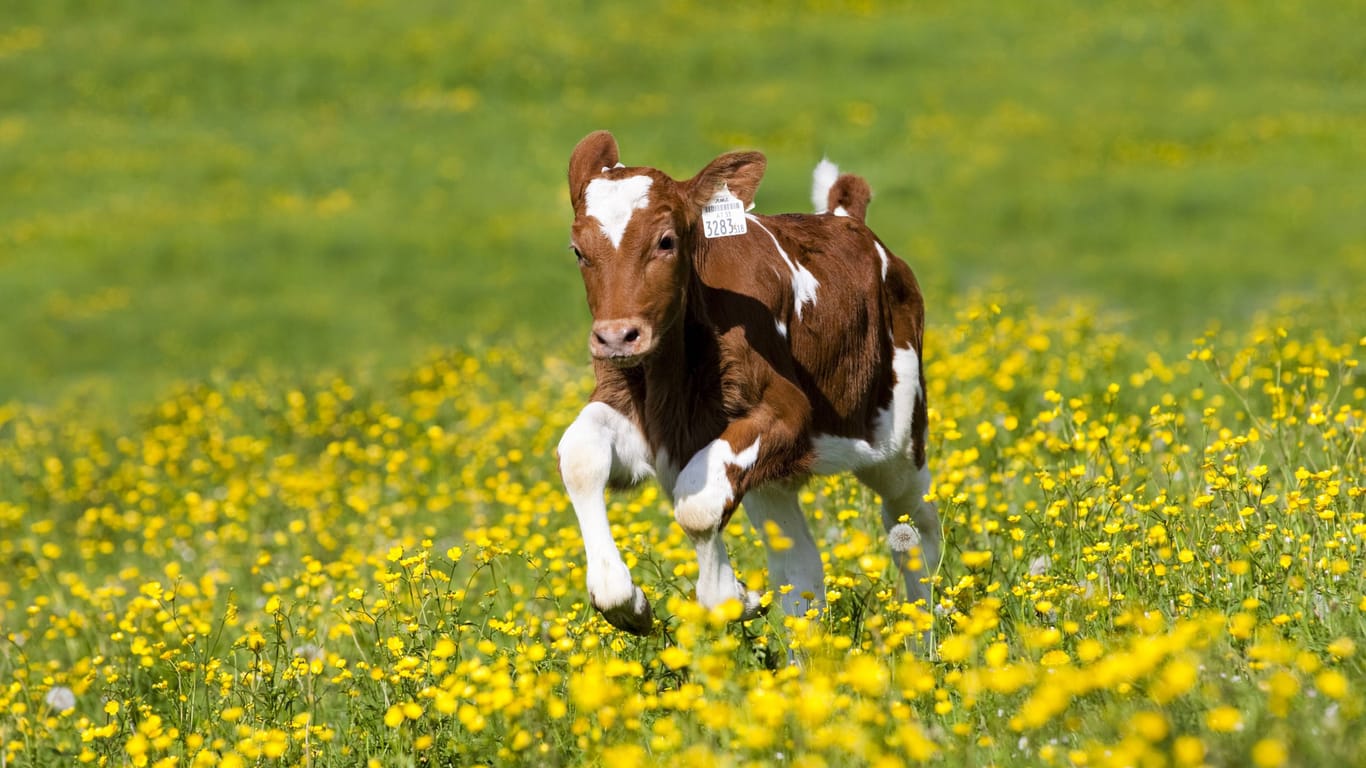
2;1;1364;766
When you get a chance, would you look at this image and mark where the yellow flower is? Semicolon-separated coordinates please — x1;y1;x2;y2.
1129;710;1167;742
1326;637;1355;660
984;642;1009;667
842;654;889;697
261;729;287;758
1205;705;1243;733
1039;650;1069;667
432;637;456;659
1152;657;1198;703
1076;639;1104;663
1315;670;1348;700
603;745;647;764
1173;736;1206;767
938;634;974;664
961;550;992;569
660;646;691;670
1251;738;1288;768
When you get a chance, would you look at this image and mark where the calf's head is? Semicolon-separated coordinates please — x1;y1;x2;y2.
567;130;765;365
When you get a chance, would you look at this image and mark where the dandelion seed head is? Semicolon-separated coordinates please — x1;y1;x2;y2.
293;643;325;663
887;523;920;553
45;686;75;712
1028;555;1051;576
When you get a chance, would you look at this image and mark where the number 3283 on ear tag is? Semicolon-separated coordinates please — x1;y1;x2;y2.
701;190;747;239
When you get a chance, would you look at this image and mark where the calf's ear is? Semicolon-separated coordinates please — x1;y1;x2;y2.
686;151;766;212
568;131;620;211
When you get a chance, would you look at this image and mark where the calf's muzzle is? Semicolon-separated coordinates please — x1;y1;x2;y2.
590;318;653;364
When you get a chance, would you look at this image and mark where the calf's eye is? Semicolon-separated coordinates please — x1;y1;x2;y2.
658;235;675;251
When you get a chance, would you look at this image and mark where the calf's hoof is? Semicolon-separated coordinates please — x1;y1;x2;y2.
595;586;655;635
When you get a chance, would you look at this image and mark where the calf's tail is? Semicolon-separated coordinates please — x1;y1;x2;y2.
811;158;872;222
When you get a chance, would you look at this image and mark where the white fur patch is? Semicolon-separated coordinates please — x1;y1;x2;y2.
775;320;788;339
874;241;889;280
811;345;921;473
746;215;819;319
559;402;654;490
883;345;923;450
811;158;839;213
691;531;762;614
584;175;653;249
673;437;761;533
558;402;654;608
833;205;849;217
810;434;880;474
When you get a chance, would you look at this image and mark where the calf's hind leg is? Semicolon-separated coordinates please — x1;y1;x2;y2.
857;458;942;649
743;484;825;620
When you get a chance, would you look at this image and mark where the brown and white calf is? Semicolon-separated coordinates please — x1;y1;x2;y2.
557;130;941;641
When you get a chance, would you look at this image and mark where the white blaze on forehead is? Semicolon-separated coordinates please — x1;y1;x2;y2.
746;215;819;319
584;175;653;249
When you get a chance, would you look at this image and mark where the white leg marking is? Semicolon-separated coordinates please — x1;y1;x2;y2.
693;531;737;607
810;434;882;473
746;215;819;319
690;528;765;618
558;402;653;623
811;158;839;213
584;175;653;248
673;437;760;534
673;439;766;621
744;485;825;618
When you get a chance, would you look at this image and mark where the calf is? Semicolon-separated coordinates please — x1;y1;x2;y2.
557;131;941;643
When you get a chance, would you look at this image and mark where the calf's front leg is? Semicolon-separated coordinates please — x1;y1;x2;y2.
558;402;656;634
673;410;805;620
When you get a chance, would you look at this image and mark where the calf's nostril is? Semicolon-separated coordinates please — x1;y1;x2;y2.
622;328;640;344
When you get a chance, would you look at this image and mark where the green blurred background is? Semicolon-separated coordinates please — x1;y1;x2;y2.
3;0;1363;411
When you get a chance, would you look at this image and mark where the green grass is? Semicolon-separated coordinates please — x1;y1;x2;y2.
3;0;1364;409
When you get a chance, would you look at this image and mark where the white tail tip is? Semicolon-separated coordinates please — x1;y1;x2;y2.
811;157;840;214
